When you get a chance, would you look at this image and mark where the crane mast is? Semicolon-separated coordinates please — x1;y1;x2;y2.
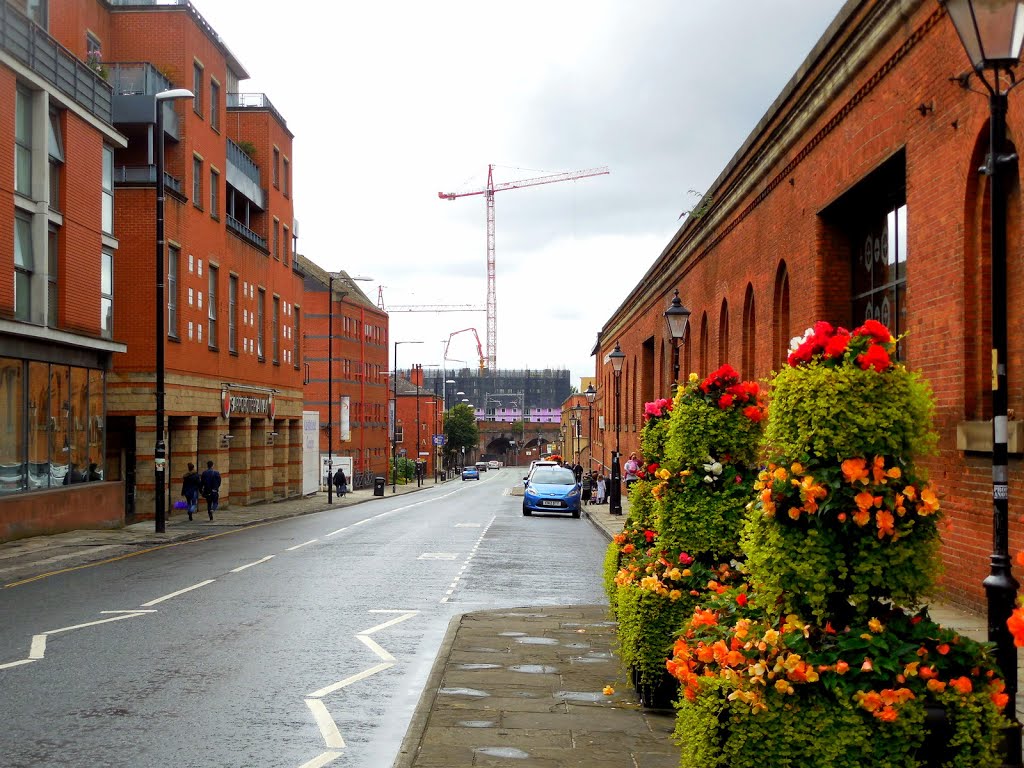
439;164;609;369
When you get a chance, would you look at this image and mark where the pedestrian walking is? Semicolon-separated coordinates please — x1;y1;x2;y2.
181;462;202;520
624;453;641;494
596;473;607;504
200;460;221;520
333;466;348;499
581;472;593;505
86;462;103;482
572;462;583;484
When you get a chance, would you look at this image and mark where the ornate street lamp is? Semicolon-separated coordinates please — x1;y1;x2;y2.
608;342;626;515
664;289;691;388
585;383;597;473
941;1;1024;762
392;340;423;492
153;88;193;533
570;403;584;465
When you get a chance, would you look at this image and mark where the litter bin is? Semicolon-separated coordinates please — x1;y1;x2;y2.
373;476;386;496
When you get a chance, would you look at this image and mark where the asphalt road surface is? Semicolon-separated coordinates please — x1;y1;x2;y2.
0;468;609;768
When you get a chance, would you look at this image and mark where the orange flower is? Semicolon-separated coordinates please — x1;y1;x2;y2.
876;509;895;539
798;475;828;514
903;485;917;501
875;706;899;722
871;456;888;484
937;643;950;655
950;676;973;695
926;679;947;693
842;457;869;485
835;660;850;675
861;658;874;672
920;487;940;515
691;608;718;628
622;543;635;554
1016;550;1024;568
1008;607;1024;647
855;491;875;511
853;508;871;527
918;665;937;679
787;506;802;520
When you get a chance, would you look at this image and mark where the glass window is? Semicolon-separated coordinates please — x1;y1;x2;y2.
167;245;179;337
102;146;113;234
293;306;300;369
283;157;290;197
852;204;908;357
47;226;58;327
210;168;219;218
101;249;113;338
210;80;220;131
49;364;68;485
48;109;63;211
273;220;279;259
228;275;238;353
15;86;32;198
192;156;202;207
28;361;49;490
208;265;218;348
257;289;265;360
87;368;104;480
70;366;88;476
0;358;26;495
27;0;47;28
272;296;280;363
14;212;34;322
272;147;280;188
192;63;203;117
282;225;289;267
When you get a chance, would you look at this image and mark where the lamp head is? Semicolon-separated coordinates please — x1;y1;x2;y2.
665;289;691;341
155;88;195;102
941;0;1024;71
608;342;626;376
584;383;597;404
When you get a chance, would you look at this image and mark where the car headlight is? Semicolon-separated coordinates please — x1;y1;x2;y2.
566;488;580;498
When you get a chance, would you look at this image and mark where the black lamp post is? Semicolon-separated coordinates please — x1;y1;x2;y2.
608;342;626;515
153;87;193;533
585;383;596;473
571;403;584;465
942;1;1024;762
392;340;423;492
664;289;691;388
325;274;346;505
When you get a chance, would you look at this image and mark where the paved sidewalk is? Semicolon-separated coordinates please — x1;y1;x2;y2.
0;480;428;587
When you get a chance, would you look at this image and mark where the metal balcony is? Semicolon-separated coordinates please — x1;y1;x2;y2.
108;62;181;139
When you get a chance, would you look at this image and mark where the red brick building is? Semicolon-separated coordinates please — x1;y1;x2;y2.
395;365;441;479
0;0;128;539
593;0;1024;610
44;0;305;521
299;257;391;484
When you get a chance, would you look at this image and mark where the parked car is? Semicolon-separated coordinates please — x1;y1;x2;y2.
475;461;488;472
462;465;480;481
522;466;582;518
487;460;501;469
523;460;559;487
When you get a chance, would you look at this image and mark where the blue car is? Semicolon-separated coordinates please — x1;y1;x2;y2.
522;466;581;518
462;465;480;481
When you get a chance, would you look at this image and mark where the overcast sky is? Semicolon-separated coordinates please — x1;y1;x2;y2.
196;0;848;388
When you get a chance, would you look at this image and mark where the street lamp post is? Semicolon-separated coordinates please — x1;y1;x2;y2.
571;403;584;466
608;342;626;515
942;2;1024;762
393;340;423;492
585;384;597;473
154;88;193;533
665;289;691;388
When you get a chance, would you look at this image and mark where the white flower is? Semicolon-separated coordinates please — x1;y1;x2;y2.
703;475;715;484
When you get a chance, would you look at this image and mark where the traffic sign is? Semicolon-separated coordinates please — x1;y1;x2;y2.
432;434;447;446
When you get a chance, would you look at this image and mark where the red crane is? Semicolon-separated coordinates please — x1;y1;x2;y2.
439;164;610;369
444;328;486;372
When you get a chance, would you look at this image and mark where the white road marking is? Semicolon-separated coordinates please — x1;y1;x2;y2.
307;662;394;699
46;612;149;635
325;526;348;537
286;540;318;552
455;523;481;527
356;634;394;662
29;635;46;659
305;699;345;748
418;552;457;560
140;579;215;607
441;515;496;603
100;610;158;614
231;555;275;572
358;611;418;635
297;749;341;768
0;658;35;670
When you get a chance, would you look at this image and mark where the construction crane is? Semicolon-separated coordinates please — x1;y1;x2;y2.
439;164;610;369
444;328;486;372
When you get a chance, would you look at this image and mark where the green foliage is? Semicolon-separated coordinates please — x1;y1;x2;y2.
657;467;755;561
640;408;672;463
934;687;1007;768
615;584;694;687
388;456;417;484
603;541;621;607
625;478;658;530
444;404;479;458
764;363;936;464
664;391;761;470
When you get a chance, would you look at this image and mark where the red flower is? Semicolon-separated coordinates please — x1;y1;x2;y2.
742;405;763;422
735;592;748;607
718;394;735;409
787;340;816;367
643;529;656;543
647;463;659;474
678;552;694;565
857;344;890;372
823;331;850;358
856;319;892;344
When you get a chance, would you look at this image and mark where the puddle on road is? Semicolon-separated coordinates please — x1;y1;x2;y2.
498;631;526;637
514;637;559;645
456;720;497;728
438;687;489;698
562;642;591;649
456;663;503;671
474;747;530;759
509;664;557;674
569;653;612;664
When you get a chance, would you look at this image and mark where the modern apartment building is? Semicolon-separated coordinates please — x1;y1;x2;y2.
0;0;128;539
8;0;308;525
299;256;391;484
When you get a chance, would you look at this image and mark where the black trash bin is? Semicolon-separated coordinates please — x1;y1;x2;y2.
373;476;386;496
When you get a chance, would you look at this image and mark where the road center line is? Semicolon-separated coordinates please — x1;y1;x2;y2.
305;699;345;748
141;579;215;607
286;540;318;551
297;749;341;768
231;555;275;572
307;662;394;698
356;634;394;662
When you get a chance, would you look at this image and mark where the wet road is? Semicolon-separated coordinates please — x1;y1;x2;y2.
0;469;609;768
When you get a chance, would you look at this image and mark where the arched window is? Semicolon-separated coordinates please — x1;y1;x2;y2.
773;261;791;369
719;299;730;367
742;284;755;379
699;312;709;378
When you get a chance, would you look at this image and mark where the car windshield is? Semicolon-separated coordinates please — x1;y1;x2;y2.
531;468;575;485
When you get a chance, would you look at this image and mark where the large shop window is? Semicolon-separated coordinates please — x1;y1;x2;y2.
0;358;106;495
852;204;907;353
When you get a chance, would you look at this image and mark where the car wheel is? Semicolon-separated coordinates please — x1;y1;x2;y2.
522;504;531;516
571;509;580;519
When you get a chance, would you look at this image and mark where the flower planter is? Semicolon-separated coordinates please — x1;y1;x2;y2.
631;666;678;710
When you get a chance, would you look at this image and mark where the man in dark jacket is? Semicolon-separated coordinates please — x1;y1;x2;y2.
200;460;221;520
181;462;202;520
333;467;347;499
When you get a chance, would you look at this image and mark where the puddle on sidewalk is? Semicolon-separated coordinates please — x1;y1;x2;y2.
456;720;497;728
438;687;489;698
514;637;559;645
455;663;503;671
555;690;608;702
508;664;557;674
474;747;530;759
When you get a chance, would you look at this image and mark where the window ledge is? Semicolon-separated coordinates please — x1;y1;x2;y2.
956;420;1024;454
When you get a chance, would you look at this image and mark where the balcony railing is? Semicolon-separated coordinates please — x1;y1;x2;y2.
113;165;184;196
227;92;289;130
0;1;112;122
226;215;267;250
226;140;266;209
108;62;172;96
